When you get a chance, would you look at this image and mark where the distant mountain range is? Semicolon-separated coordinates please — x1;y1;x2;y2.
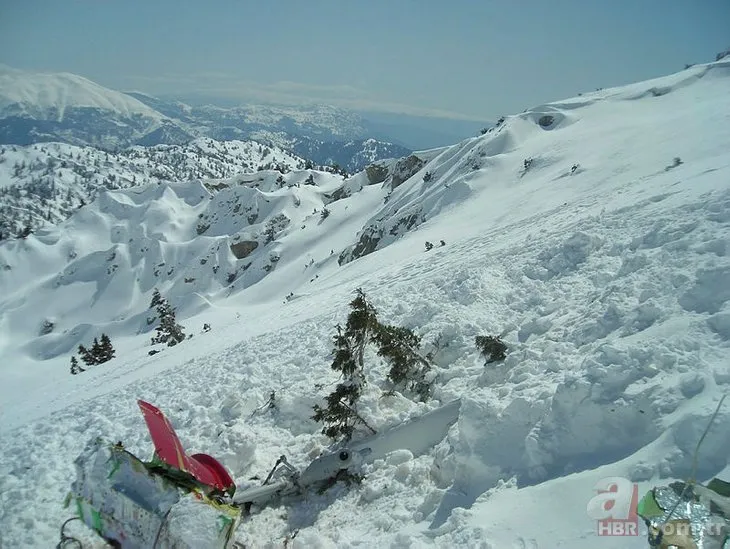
0;65;490;172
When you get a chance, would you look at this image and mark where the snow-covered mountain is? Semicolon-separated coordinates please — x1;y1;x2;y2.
132;92;491;150
124;94;368;142
0;66;161;122
250;131;411;173
0;138;309;239
125;93;413;170
1;59;730;548
0;65;189;149
0;66;412;171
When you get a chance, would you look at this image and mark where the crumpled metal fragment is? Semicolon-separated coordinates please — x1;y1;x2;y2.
643;482;729;549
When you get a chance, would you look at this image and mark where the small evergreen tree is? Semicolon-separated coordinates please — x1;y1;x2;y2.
313;289;437;438
475;335;507;364
342;288;379;371
312;289;379;441
374;324;432;401
97;333;116;363
151;299;186;347
312;383;369;441
90;337;102;361
78;343;97;366
70;356;82;375
264;224;276;244
150;288;164;308
147;288;163;325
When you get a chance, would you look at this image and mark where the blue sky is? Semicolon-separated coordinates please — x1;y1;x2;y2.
1;0;728;120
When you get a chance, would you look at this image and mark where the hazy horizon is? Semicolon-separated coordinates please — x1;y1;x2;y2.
1;1;728;121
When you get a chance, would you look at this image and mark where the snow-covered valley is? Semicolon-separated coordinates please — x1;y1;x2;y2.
1;60;729;548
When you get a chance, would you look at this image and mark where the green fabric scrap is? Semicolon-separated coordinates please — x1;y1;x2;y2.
75;498;85;522
91;508;103;533
637;489;665;519
217;514;233;534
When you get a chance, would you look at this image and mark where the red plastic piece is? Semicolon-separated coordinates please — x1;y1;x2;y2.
190;452;235;490
137;400;235;493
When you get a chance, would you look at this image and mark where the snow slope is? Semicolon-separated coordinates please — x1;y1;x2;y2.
1;60;730;548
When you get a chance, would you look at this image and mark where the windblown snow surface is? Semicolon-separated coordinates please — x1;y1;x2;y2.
1;61;730;548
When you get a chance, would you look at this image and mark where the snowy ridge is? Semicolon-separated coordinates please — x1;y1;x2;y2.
0;61;730;548
0;168;348;364
341;59;730;265
0;138;308;238
248;130;412;173
217;103;366;139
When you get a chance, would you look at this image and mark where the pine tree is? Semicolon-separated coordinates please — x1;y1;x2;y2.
150;288;164;308
313;384;368;441
70;356;81;375
90;337;102;361
312;288;379;441
341;288;379;373
151;299;185;347
475;335;507;363
78;343;96;366
98;333;116;363
374;324;432;401
314;288;437;438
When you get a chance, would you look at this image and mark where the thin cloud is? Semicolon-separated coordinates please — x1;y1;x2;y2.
121;73;483;121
